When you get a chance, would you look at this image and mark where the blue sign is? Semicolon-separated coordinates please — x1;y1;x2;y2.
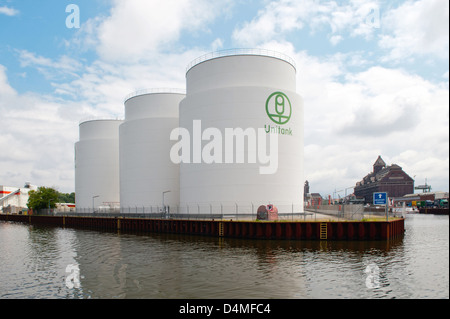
373;192;388;205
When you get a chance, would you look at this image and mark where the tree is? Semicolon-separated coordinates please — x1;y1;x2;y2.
27;187;59;211
58;192;75;203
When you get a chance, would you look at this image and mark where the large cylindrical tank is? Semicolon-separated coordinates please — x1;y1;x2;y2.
120;90;185;212
178;49;304;214
75;119;123;210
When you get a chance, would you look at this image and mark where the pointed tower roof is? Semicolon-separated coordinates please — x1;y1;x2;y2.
373;155;386;167
373;155;386;174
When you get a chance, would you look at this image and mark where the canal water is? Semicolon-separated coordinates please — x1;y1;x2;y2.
0;214;448;299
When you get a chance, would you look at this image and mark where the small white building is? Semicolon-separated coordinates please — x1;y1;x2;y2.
56;203;76;212
0;182;37;214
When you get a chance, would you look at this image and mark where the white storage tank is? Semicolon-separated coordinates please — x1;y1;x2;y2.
75;119;123;211
120;89;185;212
178;49;304;214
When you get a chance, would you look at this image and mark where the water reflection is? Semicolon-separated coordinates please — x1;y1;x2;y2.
68;229;406;299
0;214;448;299
0;223;82;298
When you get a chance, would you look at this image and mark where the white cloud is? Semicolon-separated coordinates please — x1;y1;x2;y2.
50;49;202;119
337;68;426;134
0;65;85;192
298;58;449;195
329;35;343;46
77;0;232;63
0;65;16;97
211;38;224;51
379;0;449;61
0;6;18;16
16;49;83;80
393;150;449;190
232;0;380;47
232;0;314;47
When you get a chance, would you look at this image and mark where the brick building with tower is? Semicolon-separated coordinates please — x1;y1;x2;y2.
354;156;414;204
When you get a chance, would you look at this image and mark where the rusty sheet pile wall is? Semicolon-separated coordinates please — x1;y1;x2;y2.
0;214;404;241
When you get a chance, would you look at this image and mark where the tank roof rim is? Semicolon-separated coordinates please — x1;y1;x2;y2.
79;118;124;125
124;88;186;103
185;48;297;75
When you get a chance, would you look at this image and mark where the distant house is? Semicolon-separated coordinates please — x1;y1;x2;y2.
354;156;414;204
304;192;323;207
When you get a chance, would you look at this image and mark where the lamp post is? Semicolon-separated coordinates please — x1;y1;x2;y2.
162;191;171;217
92;195;99;214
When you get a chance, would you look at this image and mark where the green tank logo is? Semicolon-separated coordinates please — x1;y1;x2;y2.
265;92;291;125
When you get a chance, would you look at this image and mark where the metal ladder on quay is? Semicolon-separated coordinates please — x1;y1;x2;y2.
320;222;327;240
218;222;224;237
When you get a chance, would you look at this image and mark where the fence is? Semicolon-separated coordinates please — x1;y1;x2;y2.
29;202;406;221
305;204;405;220
35;202;312;221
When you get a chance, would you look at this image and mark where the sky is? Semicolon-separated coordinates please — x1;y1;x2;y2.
0;0;448;198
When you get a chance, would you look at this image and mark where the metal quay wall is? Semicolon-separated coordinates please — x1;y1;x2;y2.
0;214;405;241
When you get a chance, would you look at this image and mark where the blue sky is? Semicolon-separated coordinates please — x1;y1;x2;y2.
0;0;448;196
